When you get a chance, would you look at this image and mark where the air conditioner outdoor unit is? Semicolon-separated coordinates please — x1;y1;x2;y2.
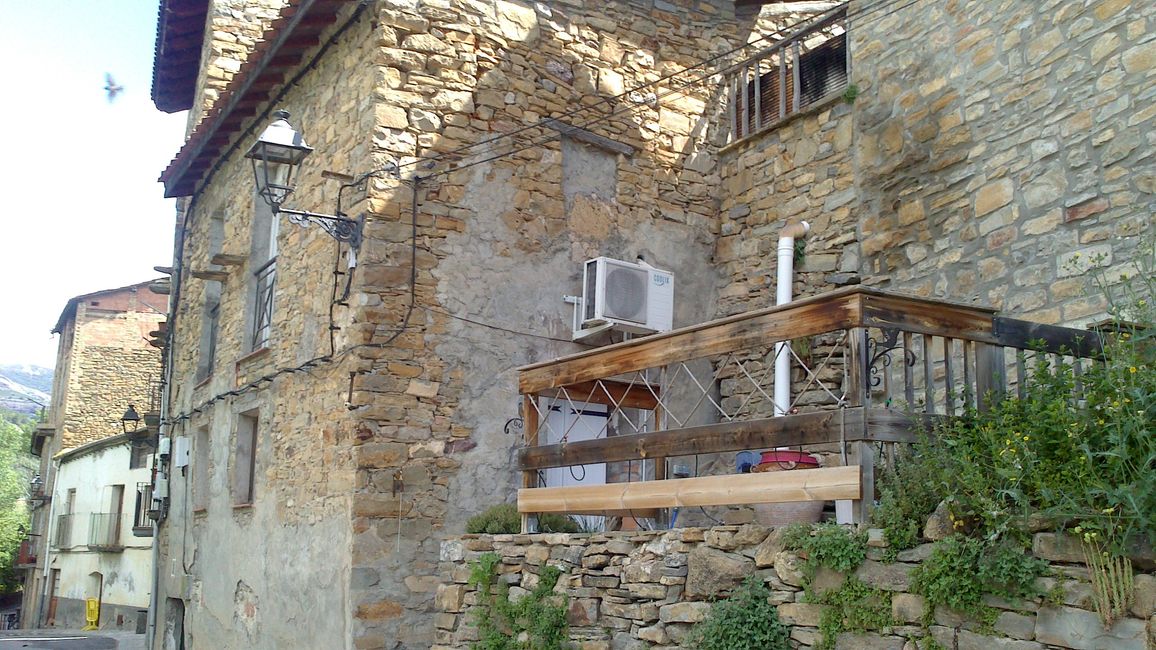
571;257;674;340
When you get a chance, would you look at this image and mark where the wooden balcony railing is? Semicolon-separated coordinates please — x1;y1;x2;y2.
515;287;1102;528
725;8;849;145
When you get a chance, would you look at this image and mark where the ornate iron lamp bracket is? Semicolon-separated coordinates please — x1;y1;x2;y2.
280;209;364;248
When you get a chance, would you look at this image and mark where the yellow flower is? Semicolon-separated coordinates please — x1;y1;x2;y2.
1130;366;1138;374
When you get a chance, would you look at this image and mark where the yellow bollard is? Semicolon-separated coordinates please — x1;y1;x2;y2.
81;598;99;630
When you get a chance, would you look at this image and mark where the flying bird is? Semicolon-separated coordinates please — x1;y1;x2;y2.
104;73;124;102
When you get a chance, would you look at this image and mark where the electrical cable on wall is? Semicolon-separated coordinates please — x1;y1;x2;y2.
161;0;931;425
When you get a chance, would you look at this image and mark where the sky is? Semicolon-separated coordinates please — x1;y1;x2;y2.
0;1;188;369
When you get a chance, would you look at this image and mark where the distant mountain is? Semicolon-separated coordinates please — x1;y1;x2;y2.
0;364;52;414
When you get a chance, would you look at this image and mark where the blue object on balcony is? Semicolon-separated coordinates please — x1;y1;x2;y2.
736;451;760;473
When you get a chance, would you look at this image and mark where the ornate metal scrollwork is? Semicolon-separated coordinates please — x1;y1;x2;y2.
282;209;364;248
866;327;916;388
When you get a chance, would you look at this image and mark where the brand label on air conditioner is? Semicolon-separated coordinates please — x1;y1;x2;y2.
653;273;672;288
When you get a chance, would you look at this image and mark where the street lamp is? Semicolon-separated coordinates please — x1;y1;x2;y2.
29;474;43;497
245;109;364;248
121;405;141;434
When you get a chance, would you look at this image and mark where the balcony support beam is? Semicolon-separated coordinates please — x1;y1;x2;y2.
518;466;860;516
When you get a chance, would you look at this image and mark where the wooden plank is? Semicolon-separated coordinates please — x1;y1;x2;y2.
518;466;861;513
792;41;801;113
519;409;869;471
521;394;540;533
992;317;1102;358
963;339;974;410
923;333;935;415
861;293;996;343
943;338;956;415
902;331;915;408
848;328;868;407
975;343;1005;412
753;57;762;132
519;290;864;394
778;49;787;120
209;253;246;266
190;269;228;282
851;440;873;523
538;379;659;411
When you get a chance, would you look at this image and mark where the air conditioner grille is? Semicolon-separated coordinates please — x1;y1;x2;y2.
603;265;648;323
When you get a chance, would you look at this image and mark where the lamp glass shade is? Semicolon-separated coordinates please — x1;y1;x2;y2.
245;111;313;210
121;405;141;433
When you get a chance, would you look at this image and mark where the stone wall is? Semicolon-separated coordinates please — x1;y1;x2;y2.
718;0;1155;325
343;1;832;647
158;3;376;648
58;299;166;450
433;526;1156;649
189;0;288;127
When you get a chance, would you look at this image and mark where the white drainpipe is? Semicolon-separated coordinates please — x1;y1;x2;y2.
774;221;810;417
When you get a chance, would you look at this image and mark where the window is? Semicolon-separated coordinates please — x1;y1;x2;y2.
231;412;258;505
248;194;278;351
132;482;153;536
198;211;225;379
89;485;124;550
129;441;151;469
193;426;210;511
727;10;848;143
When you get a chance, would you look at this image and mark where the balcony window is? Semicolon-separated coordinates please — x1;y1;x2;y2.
726;9;848;144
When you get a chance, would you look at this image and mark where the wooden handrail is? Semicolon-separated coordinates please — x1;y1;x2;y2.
519;287;1100;395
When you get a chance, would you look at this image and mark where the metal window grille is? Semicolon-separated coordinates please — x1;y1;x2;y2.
252;260;276;350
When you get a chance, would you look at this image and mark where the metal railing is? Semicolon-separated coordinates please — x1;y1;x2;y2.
515;287;1102;524
725;8;848;144
88;513;124;551
252;259;276;350
133;482;154;537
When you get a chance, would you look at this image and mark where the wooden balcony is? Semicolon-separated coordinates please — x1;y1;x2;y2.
515;287;1101;528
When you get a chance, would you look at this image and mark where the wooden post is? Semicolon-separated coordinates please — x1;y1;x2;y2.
792;41;802;113
778;50;787;121
753;59;762;133
922;333;936;415
943;338;956;415
975;343;1006;412
851;440;874;524
521;394;539;533
728;73;737;143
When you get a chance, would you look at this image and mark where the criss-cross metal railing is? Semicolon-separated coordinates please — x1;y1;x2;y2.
515;287;1102;528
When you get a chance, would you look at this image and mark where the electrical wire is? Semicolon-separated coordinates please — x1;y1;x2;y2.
394;3;854;174
161;0;930;426
409;0;923;181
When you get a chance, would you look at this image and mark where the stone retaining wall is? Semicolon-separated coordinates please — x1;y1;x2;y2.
434;526;1155;649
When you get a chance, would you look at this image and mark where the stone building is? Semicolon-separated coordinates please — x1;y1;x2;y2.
20;282;167;630
146;0;1152;648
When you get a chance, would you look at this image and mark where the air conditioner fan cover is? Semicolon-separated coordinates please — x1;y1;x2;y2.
603;266;648;323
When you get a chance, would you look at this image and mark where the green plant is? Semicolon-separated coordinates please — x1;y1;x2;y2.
468;552;569;650
466;504;581;535
810;577;894;650
872;443;945;558
841;83;860;104
910;536;1045;625
1082;537;1134;626
689;576;790;650
807;522;868;574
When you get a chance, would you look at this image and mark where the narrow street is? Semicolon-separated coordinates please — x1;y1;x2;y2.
0;630;142;650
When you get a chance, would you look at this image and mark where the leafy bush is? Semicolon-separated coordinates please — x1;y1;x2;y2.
469;552;569;650
781;522;867;577
811;577;894;650
911;535;1046;623
690;576;790;650
872;443;945;556
466;504;581;535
